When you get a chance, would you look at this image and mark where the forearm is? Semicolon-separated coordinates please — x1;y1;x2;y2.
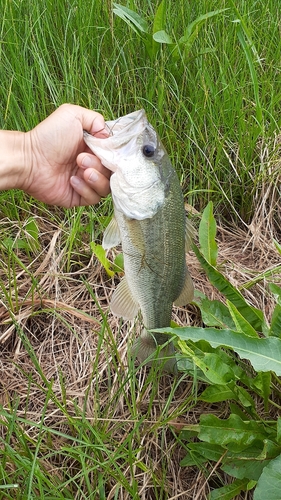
0;130;31;191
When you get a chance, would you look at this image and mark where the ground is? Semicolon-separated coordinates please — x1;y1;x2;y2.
0;215;280;499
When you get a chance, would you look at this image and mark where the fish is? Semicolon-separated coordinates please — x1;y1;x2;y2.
83;109;194;373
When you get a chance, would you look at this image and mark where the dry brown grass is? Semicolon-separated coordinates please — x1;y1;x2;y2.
0;211;280;499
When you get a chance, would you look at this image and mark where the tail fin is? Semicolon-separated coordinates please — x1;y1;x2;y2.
131;330;178;374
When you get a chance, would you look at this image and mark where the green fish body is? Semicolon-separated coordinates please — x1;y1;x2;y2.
84;110;193;372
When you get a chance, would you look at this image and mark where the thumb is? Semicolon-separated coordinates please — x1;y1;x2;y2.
75;105;108;138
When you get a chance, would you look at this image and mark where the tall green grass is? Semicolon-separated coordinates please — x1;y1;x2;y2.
1;0;281;222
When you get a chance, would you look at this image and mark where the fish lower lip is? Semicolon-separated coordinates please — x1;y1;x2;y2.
105;123;113;137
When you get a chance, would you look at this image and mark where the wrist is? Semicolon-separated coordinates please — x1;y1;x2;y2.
0;130;32;192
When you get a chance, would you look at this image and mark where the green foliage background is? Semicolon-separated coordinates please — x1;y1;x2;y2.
1;0;281;222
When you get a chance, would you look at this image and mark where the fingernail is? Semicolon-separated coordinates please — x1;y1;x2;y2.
93;116;105;131
70;176;81;187
81;156;92;169
88;170;99;183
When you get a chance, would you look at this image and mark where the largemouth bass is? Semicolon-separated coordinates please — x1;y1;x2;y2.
84;109;194;372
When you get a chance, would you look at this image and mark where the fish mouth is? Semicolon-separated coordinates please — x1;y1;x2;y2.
83;109;148;173
105;109;146;137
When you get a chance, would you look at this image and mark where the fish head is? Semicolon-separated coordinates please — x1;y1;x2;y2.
83;109;169;220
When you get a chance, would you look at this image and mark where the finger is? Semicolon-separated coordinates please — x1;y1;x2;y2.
73;105;109;137
77;152;111;180
83;168;111;198
70;176;103;206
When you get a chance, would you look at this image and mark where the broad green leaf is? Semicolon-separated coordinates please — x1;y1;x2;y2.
152;0;166;34
222;440;281;481
24;217;40;251
198;414;271;451
199;201;218;266
180;442;223;467
236;386;256;408
151;0;168;57
200;384;237;403
210;478;250;500
183;9;229;40
227;300;259;337
178;342;235;384
179;451;206;467
269;304;281;338
194;296;236;329
192;244;264;331
3;238;29;251
269;283;281;304
229;403;250;421
201;352;235;384
252;372;271;411
90;242;114;277
222;459;266;482
277;418;281;444
153;30;173;44
172;9;227;61
254;454;281;500
25;217;39;241
113;4;148;34
113;253;124;273
156;326;281;375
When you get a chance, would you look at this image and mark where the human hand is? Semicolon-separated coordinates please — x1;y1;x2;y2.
23;104;111;207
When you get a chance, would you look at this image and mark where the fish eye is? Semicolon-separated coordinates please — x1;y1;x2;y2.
142;144;156;158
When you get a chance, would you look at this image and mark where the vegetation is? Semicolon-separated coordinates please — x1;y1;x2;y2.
0;0;281;498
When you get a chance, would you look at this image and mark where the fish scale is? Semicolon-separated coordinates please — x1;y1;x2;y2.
84;109;194;373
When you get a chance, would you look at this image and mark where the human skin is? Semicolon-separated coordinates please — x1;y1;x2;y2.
0;103;111;207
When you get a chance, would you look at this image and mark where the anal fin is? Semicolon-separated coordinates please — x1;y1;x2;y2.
110;277;139;319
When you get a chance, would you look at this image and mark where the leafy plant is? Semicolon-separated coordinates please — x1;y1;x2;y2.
113;1;227;63
90;242;124;277
3;216;40;254
155;202;281;498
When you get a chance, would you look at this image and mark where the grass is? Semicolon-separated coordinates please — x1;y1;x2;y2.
0;0;281;498
1;0;281;221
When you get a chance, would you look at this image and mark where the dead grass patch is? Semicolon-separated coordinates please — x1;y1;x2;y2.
0;215;280;499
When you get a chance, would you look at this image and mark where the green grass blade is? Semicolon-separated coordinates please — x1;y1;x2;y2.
236;23;263;132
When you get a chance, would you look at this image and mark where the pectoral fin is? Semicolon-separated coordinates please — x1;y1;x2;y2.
110;277;139;319
174;268;194;306
102;217;121;250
